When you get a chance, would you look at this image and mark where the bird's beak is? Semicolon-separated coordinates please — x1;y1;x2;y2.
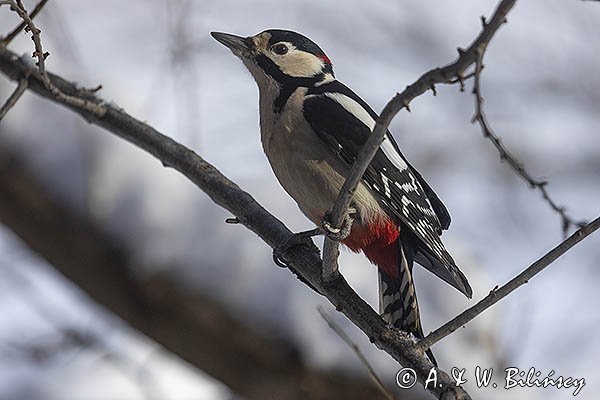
211;32;252;56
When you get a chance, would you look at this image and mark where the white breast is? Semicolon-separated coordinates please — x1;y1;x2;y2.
257;84;384;226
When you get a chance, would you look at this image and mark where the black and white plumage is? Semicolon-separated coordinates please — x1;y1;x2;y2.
212;29;472;365
303;80;471;295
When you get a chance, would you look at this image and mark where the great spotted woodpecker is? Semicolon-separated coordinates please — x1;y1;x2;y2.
212;29;472;365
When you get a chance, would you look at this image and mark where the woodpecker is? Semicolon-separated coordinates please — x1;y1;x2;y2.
212;29;472;365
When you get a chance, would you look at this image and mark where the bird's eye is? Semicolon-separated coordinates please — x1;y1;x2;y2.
271;43;288;55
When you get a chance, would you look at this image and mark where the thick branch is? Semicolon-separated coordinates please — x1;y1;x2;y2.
0;150;388;400
417;216;600;352
0;46;469;399
321;0;517;280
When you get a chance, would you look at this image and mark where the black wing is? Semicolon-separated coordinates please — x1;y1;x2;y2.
304;80;470;296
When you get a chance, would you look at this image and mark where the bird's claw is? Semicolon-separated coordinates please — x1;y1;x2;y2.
272;228;321;268
321;209;355;241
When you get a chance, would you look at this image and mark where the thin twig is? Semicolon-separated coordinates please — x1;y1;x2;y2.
417;216;600;352
470;47;586;236
318;306;394;400
2;0;106;116
0;78;27;120
321;0;517;282
12;0;47;75
0;0;48;47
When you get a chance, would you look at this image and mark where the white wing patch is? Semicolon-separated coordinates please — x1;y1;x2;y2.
324;92;408;172
381;137;408;171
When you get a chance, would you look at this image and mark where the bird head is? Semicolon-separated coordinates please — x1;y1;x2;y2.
211;29;334;88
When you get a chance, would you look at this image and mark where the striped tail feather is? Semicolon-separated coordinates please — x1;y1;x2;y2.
378;238;437;366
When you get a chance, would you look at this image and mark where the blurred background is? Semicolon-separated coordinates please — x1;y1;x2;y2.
0;0;598;399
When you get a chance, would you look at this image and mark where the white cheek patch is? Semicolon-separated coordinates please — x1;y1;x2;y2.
272;49;325;78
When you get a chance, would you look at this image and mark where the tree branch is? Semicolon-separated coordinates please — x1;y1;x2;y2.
417;216;600;352
0;46;469;399
321;0;517;281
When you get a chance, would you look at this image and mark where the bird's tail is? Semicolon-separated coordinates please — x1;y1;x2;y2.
378;238;437;366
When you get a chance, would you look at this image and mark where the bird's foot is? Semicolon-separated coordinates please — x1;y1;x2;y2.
321;208;355;241
272;229;322;294
272;228;321;268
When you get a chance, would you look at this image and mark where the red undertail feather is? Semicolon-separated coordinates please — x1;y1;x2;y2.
343;218;400;279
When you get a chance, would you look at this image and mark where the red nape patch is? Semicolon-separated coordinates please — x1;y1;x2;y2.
318;54;332;65
343;218;400;279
